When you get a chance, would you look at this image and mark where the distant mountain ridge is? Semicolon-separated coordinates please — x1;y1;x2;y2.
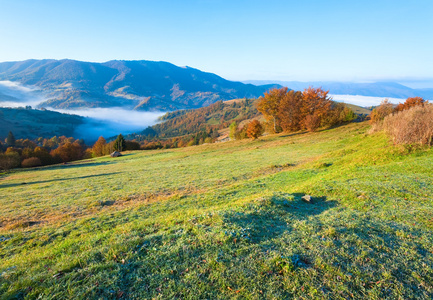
0;59;278;111
244;80;433;100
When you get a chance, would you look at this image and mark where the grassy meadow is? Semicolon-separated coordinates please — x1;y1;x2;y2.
1;122;432;299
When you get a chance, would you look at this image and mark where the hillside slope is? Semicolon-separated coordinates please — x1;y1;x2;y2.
129;98;370;141
0;107;85;140
0;122;432;299
0;59;278;110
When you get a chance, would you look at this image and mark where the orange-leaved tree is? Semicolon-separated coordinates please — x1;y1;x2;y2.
395;97;426;112
92;136;107;157
50;142;83;163
246;120;264;139
301;87;332;131
257;87;288;133
278;90;303;132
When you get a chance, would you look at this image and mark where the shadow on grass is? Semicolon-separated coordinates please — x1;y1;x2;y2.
118;153;138;157
222;193;337;244
278;131;308;138
0;172;122;189
38;160;117;171
9;193;433;299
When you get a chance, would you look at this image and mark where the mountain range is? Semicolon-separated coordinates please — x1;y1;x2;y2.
0;59;278;111
1;59;432;113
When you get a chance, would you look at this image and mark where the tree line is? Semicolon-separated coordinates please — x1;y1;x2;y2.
0;133;139;170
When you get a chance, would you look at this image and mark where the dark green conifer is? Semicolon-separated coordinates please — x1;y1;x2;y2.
6;131;15;146
113;134;126;152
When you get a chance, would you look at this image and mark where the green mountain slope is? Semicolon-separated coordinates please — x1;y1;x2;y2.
0;59;279;110
0;107;85;140
1;122;432;299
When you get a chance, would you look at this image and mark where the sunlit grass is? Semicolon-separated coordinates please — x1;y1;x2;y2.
1;122;432;299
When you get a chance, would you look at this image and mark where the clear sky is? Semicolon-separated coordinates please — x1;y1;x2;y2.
0;0;432;84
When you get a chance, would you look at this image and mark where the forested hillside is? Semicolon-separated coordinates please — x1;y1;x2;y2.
0;107;84;140
125;94;370;148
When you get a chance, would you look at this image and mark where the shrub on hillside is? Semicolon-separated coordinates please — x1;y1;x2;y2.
246;120;264;139
370;99;394;125
21;157;42;168
125;141;141;150
383;104;433;146
235;125;249;140
324;103;357;126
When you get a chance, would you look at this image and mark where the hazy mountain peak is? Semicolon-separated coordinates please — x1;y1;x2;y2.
0;59;278;111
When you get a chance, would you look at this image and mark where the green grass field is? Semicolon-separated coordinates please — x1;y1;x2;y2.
1;122;432;299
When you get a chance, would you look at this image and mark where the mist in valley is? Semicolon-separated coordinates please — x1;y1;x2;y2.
61;108;165;143
0;80;165;143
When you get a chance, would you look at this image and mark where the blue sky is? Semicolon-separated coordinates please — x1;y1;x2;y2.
0;0;432;85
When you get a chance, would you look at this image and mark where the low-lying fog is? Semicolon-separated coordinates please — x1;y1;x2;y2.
0;80;46;107
0;80;407;143
0;81;165;142
57;108;165;142
329;94;405;107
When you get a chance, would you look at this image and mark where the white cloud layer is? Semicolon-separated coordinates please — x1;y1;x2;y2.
329;94;405;107
54;108;165;142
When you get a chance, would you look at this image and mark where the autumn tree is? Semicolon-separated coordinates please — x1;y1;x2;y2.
113;134;126;152
33;147;52;165
257;87;288;133
301;87;332;131
278;90;303;132
21;147;35;160
92;136;107;157
50;142;83;163
246;120;264;139
21;139;37;148
395;97;426;112
0;151;20;170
